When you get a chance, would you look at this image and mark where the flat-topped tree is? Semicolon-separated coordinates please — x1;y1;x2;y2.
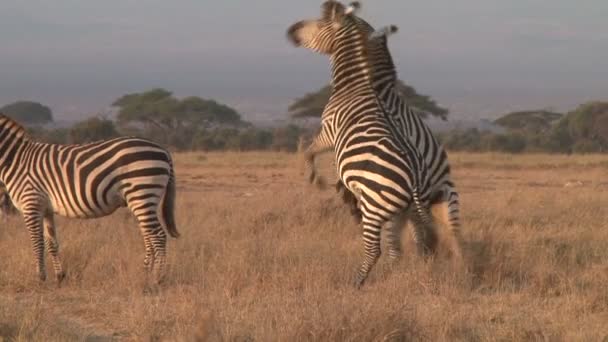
112;88;244;130
494;110;563;134
289;84;447;121
1;101;53;125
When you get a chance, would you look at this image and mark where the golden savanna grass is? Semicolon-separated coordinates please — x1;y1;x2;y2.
1;152;608;341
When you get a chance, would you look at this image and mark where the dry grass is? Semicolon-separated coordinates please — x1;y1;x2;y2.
1;151;608;341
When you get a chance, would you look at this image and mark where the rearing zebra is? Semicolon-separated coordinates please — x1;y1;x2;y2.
0;114;178;284
288;1;438;287
302;1;463;262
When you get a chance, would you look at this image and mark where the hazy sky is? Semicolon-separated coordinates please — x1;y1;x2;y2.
1;0;607;122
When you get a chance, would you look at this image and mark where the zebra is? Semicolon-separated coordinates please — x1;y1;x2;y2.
0;114;179;285
287;0;439;287
300;1;464;263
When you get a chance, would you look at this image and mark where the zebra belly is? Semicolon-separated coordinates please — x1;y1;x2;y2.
48;190;126;218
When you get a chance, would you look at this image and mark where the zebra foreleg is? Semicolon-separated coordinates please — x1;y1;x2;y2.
335;181;362;223
302;135;333;190
22;206;46;282
303;150;327;189
43;212;65;284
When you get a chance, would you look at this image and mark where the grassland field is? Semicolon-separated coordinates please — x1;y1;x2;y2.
1;151;608;341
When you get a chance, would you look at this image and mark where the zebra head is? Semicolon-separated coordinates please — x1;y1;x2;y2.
287;1;362;54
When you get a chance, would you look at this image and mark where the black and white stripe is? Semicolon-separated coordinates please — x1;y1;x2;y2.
340;4;464;261
295;1;463;263
0;114;178;284
288;1;438;287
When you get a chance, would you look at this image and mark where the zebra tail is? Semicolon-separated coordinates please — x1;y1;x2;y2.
412;187;439;255
160;169;180;238
412;187;432;228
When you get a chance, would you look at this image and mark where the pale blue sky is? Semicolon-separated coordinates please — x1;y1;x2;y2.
1;0;607;122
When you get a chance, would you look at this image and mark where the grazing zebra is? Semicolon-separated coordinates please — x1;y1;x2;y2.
0;114;178;284
287;1;438;287
302;1;464;262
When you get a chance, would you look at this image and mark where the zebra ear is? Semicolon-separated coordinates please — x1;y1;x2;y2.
369;25;399;41
345;2;361;15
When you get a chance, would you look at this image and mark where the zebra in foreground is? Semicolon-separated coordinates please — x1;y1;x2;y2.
0;114;178;284
288;1;438;287
301;1;463;262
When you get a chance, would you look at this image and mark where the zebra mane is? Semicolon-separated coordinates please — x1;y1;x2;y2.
344;8;372;67
0;113;28;140
321;0;345;20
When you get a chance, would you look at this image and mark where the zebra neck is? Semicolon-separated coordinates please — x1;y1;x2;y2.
370;51;397;94
0;135;29;176
329;28;373;96
368;38;402;110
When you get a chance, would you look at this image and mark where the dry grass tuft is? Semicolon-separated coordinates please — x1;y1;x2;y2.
1;152;608;340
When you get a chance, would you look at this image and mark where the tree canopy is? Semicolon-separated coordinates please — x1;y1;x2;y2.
494;110;562;134
289;80;449;120
69;117;120;144
555;101;608;153
112;88;244;130
1;101;53;124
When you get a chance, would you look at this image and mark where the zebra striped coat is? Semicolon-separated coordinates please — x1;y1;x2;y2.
300;1;463;263
342;5;463;261
288;1;439;287
0;114;178;284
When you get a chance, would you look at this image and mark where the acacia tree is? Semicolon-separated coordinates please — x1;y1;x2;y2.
560;101;608;152
289;80;448;120
112;88;244;130
1;101;53;124
69;117;120;144
494;110;563;134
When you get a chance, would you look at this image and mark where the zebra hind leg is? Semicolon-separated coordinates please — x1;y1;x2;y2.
431;188;464;265
384;213;407;262
410;207;439;259
23;208;46;282
142;234;155;274
130;202;168;285
354;217;383;289
43;212;66;284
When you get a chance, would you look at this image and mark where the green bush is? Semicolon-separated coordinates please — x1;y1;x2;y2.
486;133;527;153
69;117;119;144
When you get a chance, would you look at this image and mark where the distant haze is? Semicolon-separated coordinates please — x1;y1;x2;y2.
1;0;607;123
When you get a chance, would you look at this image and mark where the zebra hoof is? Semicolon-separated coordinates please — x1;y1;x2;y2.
388;254;403;265
38;272;47;283
56;271;66;285
353;276;366;289
313;177;327;190
143;283;161;296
